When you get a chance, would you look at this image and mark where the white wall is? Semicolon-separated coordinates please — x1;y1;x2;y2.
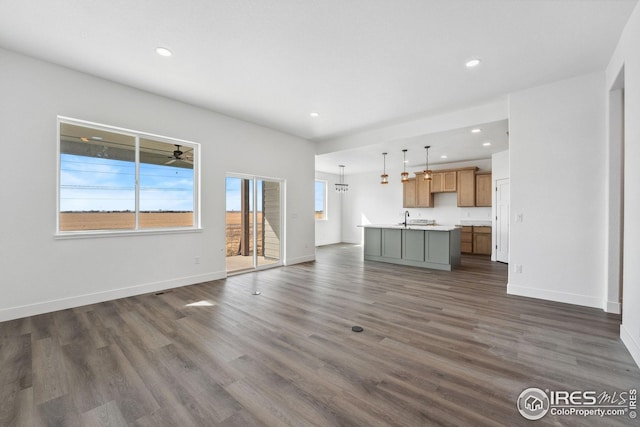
491;150;510;182
508;72;607;309
342;160;493;244
0;48;316;321
606;2;640;367
314;171;343;246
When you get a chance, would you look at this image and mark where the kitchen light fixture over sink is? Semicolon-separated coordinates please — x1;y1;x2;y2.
423;146;432;182
401;149;409;183
380;152;389;185
335;165;348;192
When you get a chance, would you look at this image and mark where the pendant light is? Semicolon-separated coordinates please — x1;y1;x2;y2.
423;145;432;182
335;165;349;192
380;152;389;184
401;149;409;182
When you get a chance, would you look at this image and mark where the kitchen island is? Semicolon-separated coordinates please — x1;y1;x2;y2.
360;224;461;271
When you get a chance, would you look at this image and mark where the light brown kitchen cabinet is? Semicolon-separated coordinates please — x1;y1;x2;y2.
457;168;477;207
475;173;492;207
431;170;457;193
472;226;492;255
415;172;434;207
402;178;416;208
460;226;473;254
460;225;492;255
404;166;489;209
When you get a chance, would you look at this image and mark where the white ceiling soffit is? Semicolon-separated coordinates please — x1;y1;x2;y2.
315;119;508;175
0;0;636;142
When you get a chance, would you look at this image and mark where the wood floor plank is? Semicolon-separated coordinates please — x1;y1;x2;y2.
34;394;81;427
80;400;128;427
0;333;32;426
88;344;160;423
74;310;112;349
1;245;639;426
11;387;34;427
133;403;215;427
224;379;314;427
154;344;243;423
32;337;69;405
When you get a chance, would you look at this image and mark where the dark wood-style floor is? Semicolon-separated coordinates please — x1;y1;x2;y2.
1;244;638;426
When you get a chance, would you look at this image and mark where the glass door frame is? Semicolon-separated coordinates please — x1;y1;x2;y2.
225;172;285;274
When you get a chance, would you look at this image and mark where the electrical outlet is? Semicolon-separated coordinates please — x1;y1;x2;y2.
514;264;523;274
195;256;200;265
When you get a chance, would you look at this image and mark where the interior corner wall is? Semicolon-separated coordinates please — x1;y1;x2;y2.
606;1;640;368
314;171;343;246
0;48;316;322
507;72;607;309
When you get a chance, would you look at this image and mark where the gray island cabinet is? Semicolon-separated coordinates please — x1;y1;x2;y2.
362;225;461;271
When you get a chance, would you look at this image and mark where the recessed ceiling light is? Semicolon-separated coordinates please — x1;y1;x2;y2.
483;142;492;147
471;128;482;133
155;47;173;57
440;155;448;159
465;58;481;68
309;112;320;118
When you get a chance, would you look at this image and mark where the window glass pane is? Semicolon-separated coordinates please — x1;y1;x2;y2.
225;177;242;256
139;138;194;228
315;180;327;220
59;123;135;231
261;180;281;265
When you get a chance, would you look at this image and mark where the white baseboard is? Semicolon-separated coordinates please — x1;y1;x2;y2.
507;283;602;309
606;300;621;314
621;324;640;369
285;254;316;265
0;271;226;323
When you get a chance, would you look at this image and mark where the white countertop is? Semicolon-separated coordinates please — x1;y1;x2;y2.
457;220;492;226
358;224;458;231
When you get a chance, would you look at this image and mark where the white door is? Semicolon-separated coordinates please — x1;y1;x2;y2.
496;179;510;263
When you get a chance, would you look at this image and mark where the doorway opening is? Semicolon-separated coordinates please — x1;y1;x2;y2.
225;175;283;274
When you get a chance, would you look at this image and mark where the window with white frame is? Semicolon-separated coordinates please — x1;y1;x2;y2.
314;180;327;220
58;118;199;233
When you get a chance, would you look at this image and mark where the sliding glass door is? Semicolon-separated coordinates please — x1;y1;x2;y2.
225;175;282;274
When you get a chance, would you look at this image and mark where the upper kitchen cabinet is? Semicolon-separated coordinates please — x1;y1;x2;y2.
404;166;490;208
457;168;477;207
402;178;417;208
415;172;434;208
431;170;457;193
475;172;492;207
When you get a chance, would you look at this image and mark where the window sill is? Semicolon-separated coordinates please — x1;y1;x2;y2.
54;227;204;240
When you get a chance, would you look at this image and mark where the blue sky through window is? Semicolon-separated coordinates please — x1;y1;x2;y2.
226;177;267;212
60;154;194;212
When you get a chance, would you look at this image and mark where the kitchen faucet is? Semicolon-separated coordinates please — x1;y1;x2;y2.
403;210;410;228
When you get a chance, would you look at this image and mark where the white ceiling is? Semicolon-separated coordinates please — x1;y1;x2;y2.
0;0;636;170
